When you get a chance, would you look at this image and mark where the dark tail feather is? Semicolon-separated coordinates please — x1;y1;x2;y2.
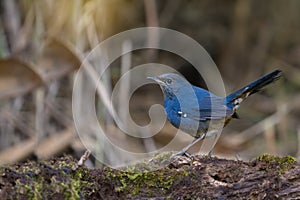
226;70;282;109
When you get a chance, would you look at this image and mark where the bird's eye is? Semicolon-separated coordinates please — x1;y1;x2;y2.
166;79;172;85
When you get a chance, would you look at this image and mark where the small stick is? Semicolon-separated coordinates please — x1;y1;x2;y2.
72;149;91;170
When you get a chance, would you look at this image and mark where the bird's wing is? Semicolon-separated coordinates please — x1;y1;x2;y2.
182;96;233;121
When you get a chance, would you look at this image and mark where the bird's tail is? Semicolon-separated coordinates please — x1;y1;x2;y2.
226;69;282;110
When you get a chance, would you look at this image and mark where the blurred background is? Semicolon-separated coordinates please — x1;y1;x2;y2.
0;0;299;166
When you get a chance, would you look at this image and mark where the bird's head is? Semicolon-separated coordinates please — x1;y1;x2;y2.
148;73;190;96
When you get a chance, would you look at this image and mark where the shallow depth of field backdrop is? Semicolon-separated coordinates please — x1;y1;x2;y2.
0;0;299;166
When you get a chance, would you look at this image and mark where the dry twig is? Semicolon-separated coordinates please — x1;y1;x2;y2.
72;149;91;170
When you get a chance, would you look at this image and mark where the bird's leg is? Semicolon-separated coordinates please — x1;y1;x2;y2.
207;131;219;157
171;133;206;158
208;149;214;157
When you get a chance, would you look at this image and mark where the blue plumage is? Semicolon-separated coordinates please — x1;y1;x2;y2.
148;70;282;156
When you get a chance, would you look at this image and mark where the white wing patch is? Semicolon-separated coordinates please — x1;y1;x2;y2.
178;111;187;118
233;98;243;110
243;87;251;98
234;98;243;105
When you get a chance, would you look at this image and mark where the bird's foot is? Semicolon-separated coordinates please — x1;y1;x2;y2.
182;152;199;160
207;149;213;157
170;150;195;159
170;151;183;159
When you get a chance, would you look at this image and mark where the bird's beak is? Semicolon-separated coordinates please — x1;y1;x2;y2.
147;76;164;85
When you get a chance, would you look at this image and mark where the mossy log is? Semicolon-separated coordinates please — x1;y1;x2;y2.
0;153;299;199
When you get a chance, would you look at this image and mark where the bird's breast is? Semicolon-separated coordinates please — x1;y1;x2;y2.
164;98;181;128
164;98;205;137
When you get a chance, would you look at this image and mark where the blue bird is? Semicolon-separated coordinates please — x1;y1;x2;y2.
148;70;282;157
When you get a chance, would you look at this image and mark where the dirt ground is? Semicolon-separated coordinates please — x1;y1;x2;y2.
0;153;299;199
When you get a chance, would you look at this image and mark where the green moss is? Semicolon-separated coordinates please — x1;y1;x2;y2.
104;163;189;197
69;167;92;198
2;157;93;199
33;181;43;200
133;187;140;195
151;151;173;163
257;153;297;173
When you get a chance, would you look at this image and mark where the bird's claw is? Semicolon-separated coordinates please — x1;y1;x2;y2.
207;149;213;157
183;152;194;158
170;151;195;159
